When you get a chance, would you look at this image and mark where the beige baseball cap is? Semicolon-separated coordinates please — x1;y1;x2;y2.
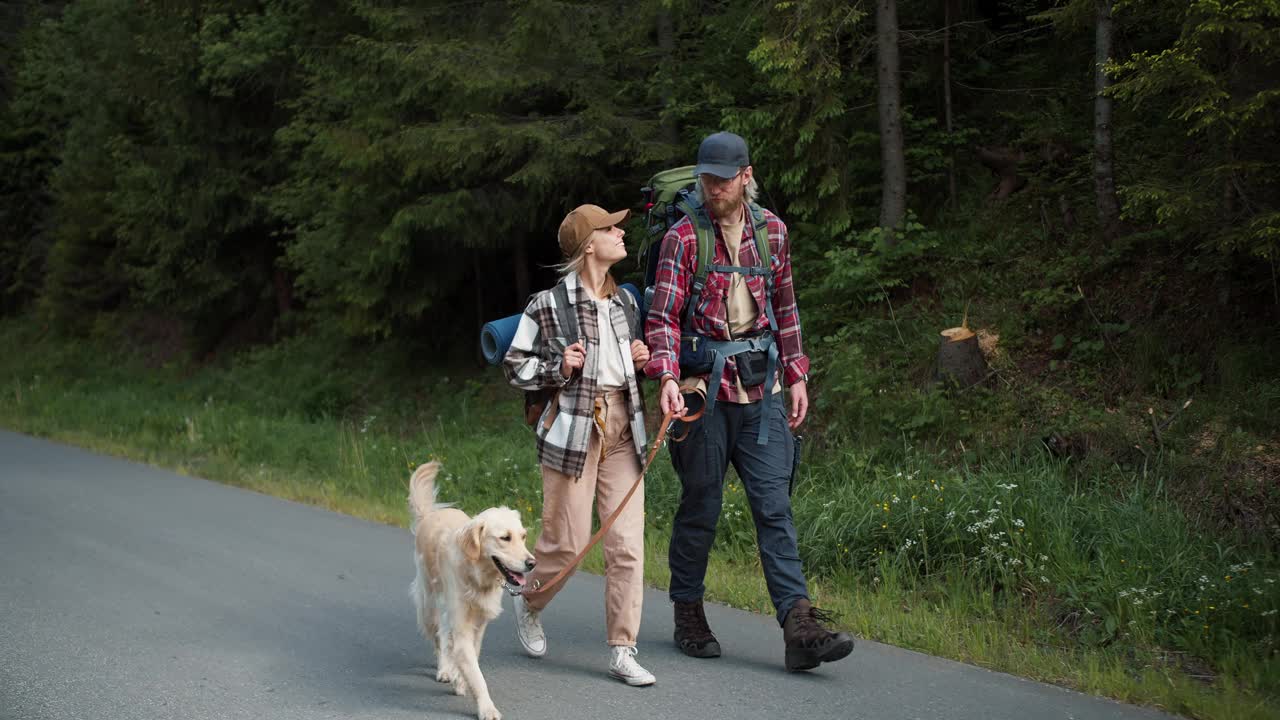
558;204;630;259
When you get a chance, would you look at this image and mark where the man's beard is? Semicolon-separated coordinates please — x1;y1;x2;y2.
706;189;744;221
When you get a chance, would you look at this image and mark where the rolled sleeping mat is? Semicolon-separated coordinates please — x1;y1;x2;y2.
480;283;642;366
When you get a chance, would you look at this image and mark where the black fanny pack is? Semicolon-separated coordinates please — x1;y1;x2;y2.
735;345;771;388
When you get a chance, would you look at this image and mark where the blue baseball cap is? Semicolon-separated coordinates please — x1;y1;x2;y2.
694;131;750;179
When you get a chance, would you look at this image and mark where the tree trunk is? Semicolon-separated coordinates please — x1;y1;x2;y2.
474;251;486;366
937;326;989;389
1094;0;1121;238
513;235;530;306
876;0;906;233
943;0;957;208
657;5;679;146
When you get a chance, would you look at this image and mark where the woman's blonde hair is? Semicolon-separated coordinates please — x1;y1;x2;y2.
555;238;590;277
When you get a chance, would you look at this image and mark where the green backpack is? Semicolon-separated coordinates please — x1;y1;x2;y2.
638;165;771;324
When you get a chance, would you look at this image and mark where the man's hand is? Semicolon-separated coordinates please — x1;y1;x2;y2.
630;339;650;371
659;375;686;417
560;340;586;378
788;380;809;429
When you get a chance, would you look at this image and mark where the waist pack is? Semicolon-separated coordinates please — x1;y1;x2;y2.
680;333;774;389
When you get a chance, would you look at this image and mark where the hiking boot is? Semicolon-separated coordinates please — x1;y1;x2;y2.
673;600;721;658
513;593;546;657
608;646;656;686
782;599;855;672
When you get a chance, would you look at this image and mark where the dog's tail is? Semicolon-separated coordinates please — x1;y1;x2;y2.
407;461;441;531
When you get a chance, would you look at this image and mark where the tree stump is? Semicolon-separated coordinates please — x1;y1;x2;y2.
937;326;989;388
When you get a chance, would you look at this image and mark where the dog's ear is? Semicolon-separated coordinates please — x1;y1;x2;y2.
462;519;486;563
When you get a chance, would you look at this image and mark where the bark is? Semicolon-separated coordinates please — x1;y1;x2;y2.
657;6;679;146
943;0;957;208
1094;0;1122;237
937;326;989;389
513;235;530;306
473;251;486;366
273;269;293;316
876;0;906;232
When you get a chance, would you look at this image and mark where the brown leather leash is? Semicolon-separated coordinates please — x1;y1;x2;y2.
522;402;704;599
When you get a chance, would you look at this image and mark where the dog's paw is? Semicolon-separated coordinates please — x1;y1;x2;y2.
452;678;470;697
434;668;454;683
477;703;501;720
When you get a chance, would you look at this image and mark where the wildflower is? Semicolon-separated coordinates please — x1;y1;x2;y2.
1262;610;1277;617
892;495;900;504
945;510;956;520
1040;576;1049;583
1014;518;1025;528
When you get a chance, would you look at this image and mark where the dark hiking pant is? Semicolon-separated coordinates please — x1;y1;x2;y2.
667;396;807;626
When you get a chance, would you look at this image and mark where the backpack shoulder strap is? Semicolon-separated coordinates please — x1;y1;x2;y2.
617;288;640;340
747;202;771;269
682;213;717;332
746;203;781;333
551;281;578;342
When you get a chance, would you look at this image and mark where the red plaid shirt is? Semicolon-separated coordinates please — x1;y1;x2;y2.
643;204;810;402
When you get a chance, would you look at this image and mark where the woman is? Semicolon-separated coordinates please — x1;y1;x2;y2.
501;203;655;686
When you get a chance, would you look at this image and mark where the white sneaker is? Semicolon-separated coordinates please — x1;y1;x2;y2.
513;594;546;657
608;645;656;686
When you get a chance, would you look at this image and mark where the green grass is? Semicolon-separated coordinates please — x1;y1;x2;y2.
2;316;1277;720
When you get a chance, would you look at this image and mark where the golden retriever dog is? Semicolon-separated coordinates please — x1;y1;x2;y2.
407;461;536;720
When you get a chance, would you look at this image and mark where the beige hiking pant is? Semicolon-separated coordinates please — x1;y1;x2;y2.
524;390;644;647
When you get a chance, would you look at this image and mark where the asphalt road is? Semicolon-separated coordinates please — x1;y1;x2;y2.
0;430;1177;720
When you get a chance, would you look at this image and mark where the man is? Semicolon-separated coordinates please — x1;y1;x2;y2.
644;131;854;672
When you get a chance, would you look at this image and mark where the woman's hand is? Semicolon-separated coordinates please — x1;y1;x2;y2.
560;340;586;378
630;339;650;371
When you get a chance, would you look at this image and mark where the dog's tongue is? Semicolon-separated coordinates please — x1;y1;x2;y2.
509;572;527;586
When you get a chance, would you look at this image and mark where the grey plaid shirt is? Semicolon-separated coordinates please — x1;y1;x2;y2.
502;271;647;478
